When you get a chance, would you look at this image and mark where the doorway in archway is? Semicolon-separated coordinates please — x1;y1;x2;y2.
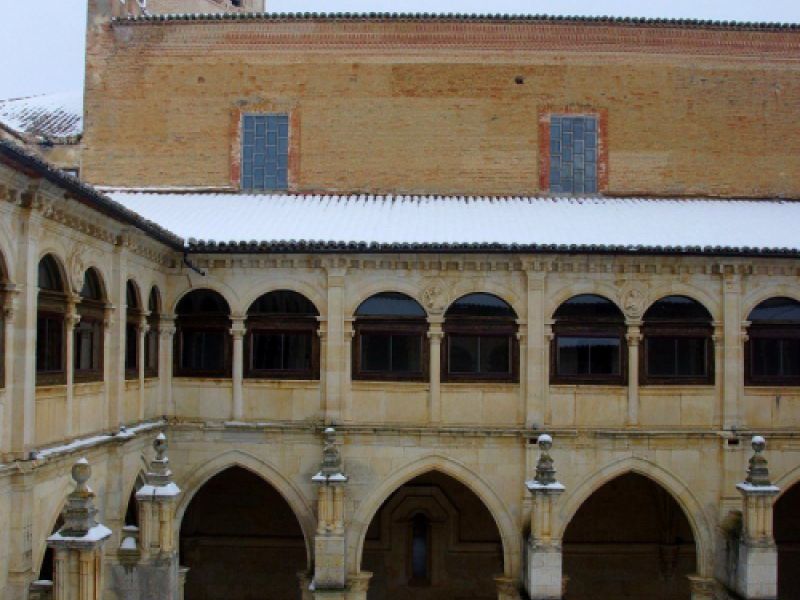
775;482;800;598
563;473;696;599
361;471;503;599
179;466;307;599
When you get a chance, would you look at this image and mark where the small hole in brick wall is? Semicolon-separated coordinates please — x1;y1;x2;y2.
515;76;525;85
197;76;206;84
727;438;740;446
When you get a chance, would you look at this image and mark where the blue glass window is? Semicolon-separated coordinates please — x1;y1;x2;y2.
241;114;289;191
549;115;598;194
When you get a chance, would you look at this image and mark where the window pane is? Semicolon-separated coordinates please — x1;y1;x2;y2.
785;339;800;376
390;334;422;373
676;338;707;376
558;337;619;376
752;338;782;377
125;324;138;370
241;114;289;191
449;335;479;373
146;331;159;372
480;336;511;374
37;316;63;373
647;338;676;377
411;514;429;581
284;333;312;370
182;331;224;372
549;115;598;195
361;333;391;372
252;333;283;370
591;338;620;375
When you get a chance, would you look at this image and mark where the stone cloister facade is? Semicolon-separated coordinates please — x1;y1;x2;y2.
1;3;800;599
0;140;799;599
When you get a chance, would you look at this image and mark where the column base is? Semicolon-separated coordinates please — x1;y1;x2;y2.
687;575;716;600
525;538;563;600
495;575;522;599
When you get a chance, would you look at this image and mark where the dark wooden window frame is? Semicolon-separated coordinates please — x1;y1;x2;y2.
745;325;800;386
74;299;104;383
550;321;627;385
37;290;67;386
352;318;429;382
174;318;232;378
442;318;519;383
125;313;141;381
641;324;714;386
245;316;320;380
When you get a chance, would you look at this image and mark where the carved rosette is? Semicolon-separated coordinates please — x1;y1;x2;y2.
620;285;647;320
422;282;449;315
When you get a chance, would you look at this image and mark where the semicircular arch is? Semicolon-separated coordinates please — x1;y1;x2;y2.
546;281;624;319
349;453;519;578
346;279;427;317
742;288;800;322
174;449;316;567
444;282;524;319
555;456;714;577
170;280;241;316
642;285;719;322
241;280;326;318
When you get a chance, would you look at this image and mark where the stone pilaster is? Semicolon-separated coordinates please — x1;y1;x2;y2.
525;434;565;600
64;295;81;438
109;433;182;600
138;313;149;421
312;427;348;594
47;459;112;600
525;269;546;428
157;316;175;417
734;436;779;600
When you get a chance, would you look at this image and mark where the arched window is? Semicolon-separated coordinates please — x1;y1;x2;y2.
74;269;105;382
642;295;713;384
37;255;67;385
746;297;800;385
410;513;431;585
443;293;518;382
353;292;427;381
552;294;625;384
144;287;161;377
125;281;141;379
175;289;231;377
245;290;320;379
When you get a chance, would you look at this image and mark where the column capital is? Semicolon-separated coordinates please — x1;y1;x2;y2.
229;315;246;337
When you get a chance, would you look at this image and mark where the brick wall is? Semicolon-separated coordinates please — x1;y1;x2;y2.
82;18;800;197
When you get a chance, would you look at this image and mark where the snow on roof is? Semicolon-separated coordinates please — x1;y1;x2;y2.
107;192;800;256
0;91;83;140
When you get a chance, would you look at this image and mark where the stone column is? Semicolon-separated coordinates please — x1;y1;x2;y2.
47;459;112;600
138;313;148;421
427;317;443;425
342;318;354;422
157;315;175;417
713;322;725;427
7;471;34;600
1;285;18;459
687;575;716;600
229;316;246;421
312;427;348;595
517;322;528;425
64;296;81;439
102;305;114;429
525;434;565;600
346;571;372;600
625;320;641;427
734;436;779;599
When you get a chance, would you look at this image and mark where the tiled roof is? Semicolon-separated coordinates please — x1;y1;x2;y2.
107;192;800;257
0;141;183;249
0;91;83;141
112;13;800;31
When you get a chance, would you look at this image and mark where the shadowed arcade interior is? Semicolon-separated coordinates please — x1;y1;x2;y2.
179;466;307;600
563;473;696;600
361;471;503;600
775;482;800;599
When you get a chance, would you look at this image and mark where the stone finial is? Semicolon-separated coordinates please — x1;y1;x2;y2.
61;458;100;537
745;435;771;486
321;427;342;477
534;434;557;486
313;427;348;483
146;433;173;487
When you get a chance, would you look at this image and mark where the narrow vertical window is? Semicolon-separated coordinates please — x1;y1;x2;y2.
410;513;431;585
241;114;289;191
125;281;141;380
549;115;597;194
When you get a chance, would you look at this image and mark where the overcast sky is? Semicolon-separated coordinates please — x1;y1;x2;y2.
1;1;799;99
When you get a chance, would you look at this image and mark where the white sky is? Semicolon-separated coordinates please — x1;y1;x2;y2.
1;1;798;99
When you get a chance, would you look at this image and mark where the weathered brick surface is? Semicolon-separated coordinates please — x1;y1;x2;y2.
82;18;800;197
